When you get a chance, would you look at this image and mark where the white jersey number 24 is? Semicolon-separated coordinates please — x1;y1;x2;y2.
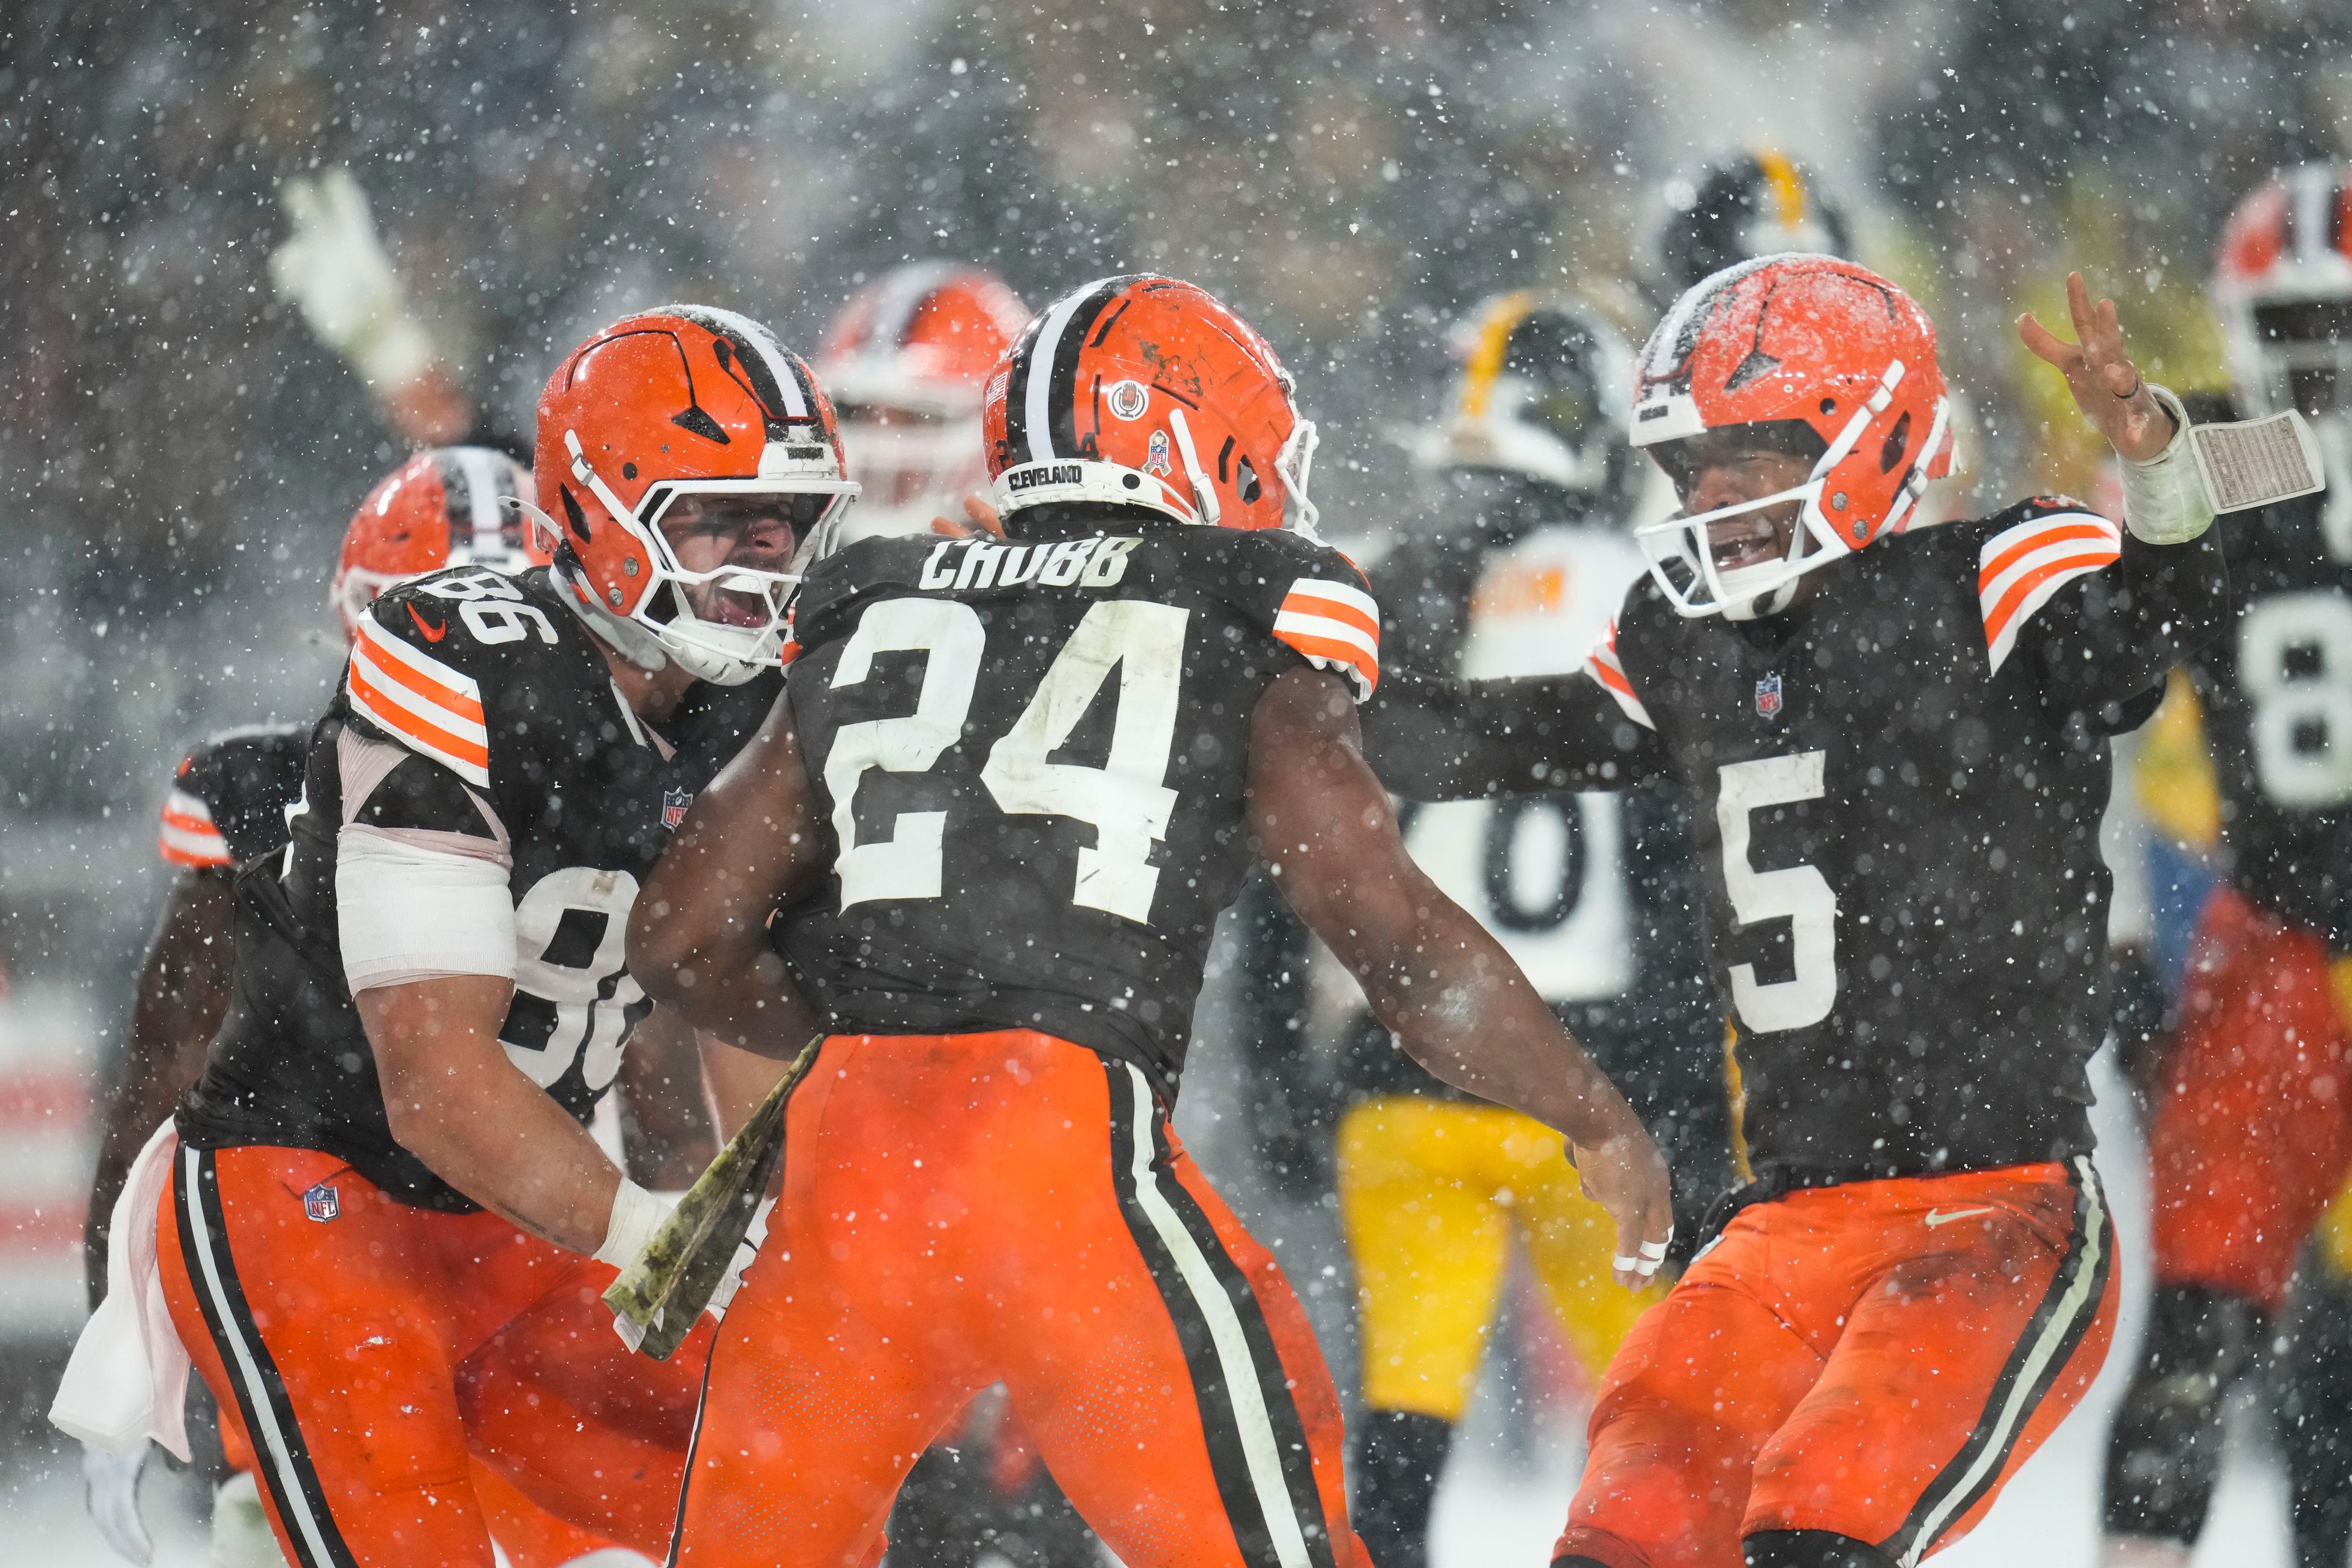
824;596;1186;925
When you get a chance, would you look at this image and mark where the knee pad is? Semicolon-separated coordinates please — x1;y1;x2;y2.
2102;1283;2268;1543
1351;1409;1454;1568
1743;1530;1898;1567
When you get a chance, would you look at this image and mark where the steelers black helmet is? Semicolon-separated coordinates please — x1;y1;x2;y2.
1658;149;1853;294
1415;290;1640;530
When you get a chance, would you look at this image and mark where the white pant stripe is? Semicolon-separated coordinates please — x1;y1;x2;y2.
1120;1063;1312;1568
1904;1156;2106;1565
181;1148;339;1568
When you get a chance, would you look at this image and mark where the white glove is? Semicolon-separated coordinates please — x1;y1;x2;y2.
268;168;435;388
81;1441;153;1566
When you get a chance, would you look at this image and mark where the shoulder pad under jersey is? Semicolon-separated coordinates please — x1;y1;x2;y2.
1204;528;1382;701
344;565;599;790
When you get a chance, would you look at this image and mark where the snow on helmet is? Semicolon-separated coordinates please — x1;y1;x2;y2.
982;274;1318;535
1629;255;1954;619
535;305;856;684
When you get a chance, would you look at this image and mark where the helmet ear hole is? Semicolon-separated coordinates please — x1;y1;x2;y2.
560;486;594;545
1236;456;1262;505
1879;410;1912;473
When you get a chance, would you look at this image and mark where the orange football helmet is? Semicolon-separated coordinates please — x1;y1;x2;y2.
817;263;1029;540
2213;163;2352;416
535;304;855;684
1629;254;1954;618
982;274;1317;534
333;446;537;639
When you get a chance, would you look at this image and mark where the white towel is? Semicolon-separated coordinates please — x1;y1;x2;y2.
50;1120;191;1460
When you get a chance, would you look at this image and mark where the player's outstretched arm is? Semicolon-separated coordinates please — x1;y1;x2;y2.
85;869;235;1309
2015;272;2232;721
358;976;641;1256
628;697;828;1060
1248;666;1673;1284
1362;667;1663;802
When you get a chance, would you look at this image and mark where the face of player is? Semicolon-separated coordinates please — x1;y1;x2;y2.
1659;431;1815;573
657;493;813;627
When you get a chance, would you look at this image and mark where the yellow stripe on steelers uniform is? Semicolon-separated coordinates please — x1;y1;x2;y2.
1338;1096;1666;1422
1754;148;1806;228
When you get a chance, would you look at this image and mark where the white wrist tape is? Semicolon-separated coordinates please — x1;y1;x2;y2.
2117;386;2215;546
594;1180;673;1269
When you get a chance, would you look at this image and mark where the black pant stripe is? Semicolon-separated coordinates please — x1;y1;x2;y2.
173;1148;359;1568
1142;1104;1343;1568
1883;1158;2113;1565
1102;1057;1291;1567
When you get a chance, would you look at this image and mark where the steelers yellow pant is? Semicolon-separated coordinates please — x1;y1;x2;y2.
1338;1095;1666;1423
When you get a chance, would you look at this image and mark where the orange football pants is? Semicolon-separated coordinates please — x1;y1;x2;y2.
672;1030;1368;1568
157;1143;713;1568
1554;1160;2117;1568
2147;886;2352;1313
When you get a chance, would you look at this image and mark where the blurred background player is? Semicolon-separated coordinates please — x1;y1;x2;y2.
1325;291;1727;1568
2099;162;2352;1568
815;262;1031;548
74;446;720;1568
1654;148;1853;302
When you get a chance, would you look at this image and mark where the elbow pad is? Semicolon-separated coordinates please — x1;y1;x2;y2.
337;829;516;992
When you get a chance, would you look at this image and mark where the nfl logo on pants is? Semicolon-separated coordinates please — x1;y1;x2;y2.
1755;673;1784;719
303;1183;339;1223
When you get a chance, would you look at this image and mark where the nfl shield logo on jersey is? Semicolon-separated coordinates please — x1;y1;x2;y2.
302;1183;339;1223
662;786;692;831
1755;674;1784;719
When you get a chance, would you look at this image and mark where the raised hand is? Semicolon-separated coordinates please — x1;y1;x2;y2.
2018;271;2179;462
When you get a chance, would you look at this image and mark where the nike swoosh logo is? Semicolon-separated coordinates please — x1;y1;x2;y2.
1923;1207;1996;1228
406;603;448;642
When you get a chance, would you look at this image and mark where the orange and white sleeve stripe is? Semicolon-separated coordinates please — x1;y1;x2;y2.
158;783;233;867
1272;576;1381;701
1978;510;2122;676
345;612;492;787
1583;620;1655;731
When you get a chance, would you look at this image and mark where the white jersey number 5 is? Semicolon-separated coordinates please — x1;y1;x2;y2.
1716;751;1838;1033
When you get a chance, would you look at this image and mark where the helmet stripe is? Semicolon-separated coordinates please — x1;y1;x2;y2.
870;261;962;350
1459;290;1535;419
665;304;812;421
451;447;505;556
2293;165;2332;263
1012;275;1132;464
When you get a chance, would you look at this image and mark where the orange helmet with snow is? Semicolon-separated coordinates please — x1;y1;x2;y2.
333;446;537;639
982;274;1319;534
534;305;856;684
817;263;1028;540
1629;254;1954;617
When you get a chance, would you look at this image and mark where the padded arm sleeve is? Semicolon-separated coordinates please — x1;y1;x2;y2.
337;829;518;992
